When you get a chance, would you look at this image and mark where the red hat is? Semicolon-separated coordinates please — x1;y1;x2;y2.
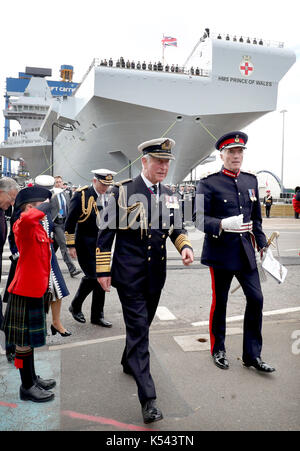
215;131;248;151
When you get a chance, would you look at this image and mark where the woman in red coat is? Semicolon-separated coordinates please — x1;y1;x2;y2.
2;186;56;403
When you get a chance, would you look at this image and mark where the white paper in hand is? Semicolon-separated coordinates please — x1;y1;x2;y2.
262;248;287;283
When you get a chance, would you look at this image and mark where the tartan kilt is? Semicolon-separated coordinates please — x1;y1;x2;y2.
2;293;47;348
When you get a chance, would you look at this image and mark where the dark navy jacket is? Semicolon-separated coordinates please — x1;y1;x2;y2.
96;175;192;295
194;168;267;271
65;185;106;278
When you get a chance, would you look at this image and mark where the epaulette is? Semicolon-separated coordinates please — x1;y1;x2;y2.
76;185;89;192
114;178;132;187
200;170;219;179
241;169;257;177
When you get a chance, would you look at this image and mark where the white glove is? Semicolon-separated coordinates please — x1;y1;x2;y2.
221;214;244;230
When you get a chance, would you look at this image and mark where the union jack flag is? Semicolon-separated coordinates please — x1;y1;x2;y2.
162;36;177;47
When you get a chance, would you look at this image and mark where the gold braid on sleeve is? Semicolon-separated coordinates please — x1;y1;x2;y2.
174;234;192;253
96;247;111;273
65;232;75;246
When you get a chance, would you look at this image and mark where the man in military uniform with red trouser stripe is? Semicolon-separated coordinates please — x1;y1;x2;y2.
194;131;275;373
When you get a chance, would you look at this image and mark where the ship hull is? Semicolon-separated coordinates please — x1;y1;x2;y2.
53;96;266;184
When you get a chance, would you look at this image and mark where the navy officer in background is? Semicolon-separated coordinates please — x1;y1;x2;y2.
65;169;116;327
96;138;194;424
194;131;275;373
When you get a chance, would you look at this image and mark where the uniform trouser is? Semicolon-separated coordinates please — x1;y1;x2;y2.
265;206;271;218
53;222;76;274
209;267;263;362
0;295;3;328
72;276;105;321
117;288;161;405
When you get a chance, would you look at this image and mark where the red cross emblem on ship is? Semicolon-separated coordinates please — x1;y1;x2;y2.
240;56;254;76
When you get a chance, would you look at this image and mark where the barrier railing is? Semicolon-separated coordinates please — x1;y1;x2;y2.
211;32;284;48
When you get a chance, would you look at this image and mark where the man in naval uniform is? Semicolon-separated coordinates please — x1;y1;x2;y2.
65;169;116;327
96;138;194;424
194;131;275;373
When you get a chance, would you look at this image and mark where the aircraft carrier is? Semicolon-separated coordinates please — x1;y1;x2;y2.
1;33;296;184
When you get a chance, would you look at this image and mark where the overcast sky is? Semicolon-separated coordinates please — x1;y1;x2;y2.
1;0;299;187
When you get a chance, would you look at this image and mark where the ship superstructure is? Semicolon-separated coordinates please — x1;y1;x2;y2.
1;65;78;178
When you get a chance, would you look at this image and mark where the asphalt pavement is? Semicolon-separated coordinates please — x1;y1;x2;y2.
0;217;299;433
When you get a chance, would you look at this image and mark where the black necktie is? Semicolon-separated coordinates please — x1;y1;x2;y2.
151;185;158;194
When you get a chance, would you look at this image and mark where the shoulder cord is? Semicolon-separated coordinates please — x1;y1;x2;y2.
117;184;147;239
78;190;99;223
77;184;146;236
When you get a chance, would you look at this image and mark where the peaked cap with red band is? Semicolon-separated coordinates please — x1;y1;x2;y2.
215;131;248;151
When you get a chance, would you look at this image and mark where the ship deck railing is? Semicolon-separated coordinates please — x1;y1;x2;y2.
93;58;210;77
1;136;48;146
210;32;284;48
73;58;210;96
73;34;284;96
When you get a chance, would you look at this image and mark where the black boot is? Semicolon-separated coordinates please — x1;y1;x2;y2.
15;348;35;389
31;348;56;390
6;344;16;363
91;312;112;327
69;276;93;322
15;348;54;402
142;399;163;424
20;385;55;402
90;283;112;326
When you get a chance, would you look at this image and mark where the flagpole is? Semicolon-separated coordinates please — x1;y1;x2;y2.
162;34;165;67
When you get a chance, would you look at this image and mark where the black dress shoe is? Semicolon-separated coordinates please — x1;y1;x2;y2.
70;269;82;278
69;305;86;323
213;351;229;370
20;384;55;402
122;365;133;376
142;399;163;424
91;317;112;327
35;375;56;390
6;351;16;363
51;324;72;337
243;357;275;373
